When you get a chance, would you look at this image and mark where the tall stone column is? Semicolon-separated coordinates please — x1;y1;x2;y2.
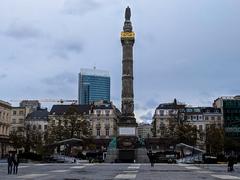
120;6;136;123
117;6;137;153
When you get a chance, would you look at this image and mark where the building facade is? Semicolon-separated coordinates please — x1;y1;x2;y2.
11;107;30;133
25;108;49;141
48;104;91;142
214;96;240;140
0;100;11;158
91;101;120;139
137;123;152;138
152;99;185;137
78;68;110;105
184;107;223;149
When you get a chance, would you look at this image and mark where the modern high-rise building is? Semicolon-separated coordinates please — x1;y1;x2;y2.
78;68;110;105
214;96;240;139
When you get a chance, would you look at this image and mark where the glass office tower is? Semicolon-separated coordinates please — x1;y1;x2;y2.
78;68;110;105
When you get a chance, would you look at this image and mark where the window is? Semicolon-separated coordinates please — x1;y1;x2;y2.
38;125;41;130
18;127;24;132
211;116;215;121
44;125;47;130
12;119;16;124
205;116;209;120
19;111;24;115
33;125;36;130
97;129;100;136
105;110;110;116
97;110;101;116
13;111;17;115
159;110;164;116
19;119;24;124
217;116;221;121
199;125;203;131
106;129;109;136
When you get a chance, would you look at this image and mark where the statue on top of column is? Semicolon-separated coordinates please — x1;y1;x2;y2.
125;6;131;21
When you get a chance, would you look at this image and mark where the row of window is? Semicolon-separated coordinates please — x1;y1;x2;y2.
0;125;9;135
96;129;109;136
0;111;10;120
31;124;48;131
12;110;24;116
187;116;222;121
224;101;240;108
95;110;111;115
12;119;24;124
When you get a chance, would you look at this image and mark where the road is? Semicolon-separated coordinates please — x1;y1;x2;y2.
0;163;240;180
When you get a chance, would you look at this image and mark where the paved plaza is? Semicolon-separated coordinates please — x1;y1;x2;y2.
0;163;240;180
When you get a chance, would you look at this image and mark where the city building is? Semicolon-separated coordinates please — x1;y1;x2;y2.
48;104;91;141
137;123;152;138
20;100;41;112
0;100;11;158
25;108;49;141
152;99;185;137
10;107;30;134
91;101;120;139
214;96;240;140
78;68;110;105
184;107;223;149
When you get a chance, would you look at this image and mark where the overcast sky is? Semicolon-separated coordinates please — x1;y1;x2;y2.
1;0;240;123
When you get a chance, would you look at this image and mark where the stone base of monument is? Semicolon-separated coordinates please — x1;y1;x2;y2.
105;149;118;163
105;148;150;163
135;148;150;163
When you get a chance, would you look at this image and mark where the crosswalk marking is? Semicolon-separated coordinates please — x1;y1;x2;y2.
195;170;212;174
34;164;47;166
211;175;240;179
18;166;29;168
70;166;85;169
18;173;48;179
128;166;140;169
185;166;201;170
115;174;137;179
49;170;70;173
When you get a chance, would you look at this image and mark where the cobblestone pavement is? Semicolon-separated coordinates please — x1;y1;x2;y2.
0;163;240;180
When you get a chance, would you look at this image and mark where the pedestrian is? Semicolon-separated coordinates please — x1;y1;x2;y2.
147;150;155;167
13;153;19;174
7;153;13;174
228;155;234;172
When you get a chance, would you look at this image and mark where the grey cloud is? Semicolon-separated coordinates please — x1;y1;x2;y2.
139;111;153;122
229;89;240;95
42;72;77;86
62;0;101;16
145;99;159;109
135;103;148;111
5;21;43;39
0;74;7;79
53;39;84;59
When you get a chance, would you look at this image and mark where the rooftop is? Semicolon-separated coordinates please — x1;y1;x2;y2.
80;68;110;77
50;104;91;115
26;108;49;121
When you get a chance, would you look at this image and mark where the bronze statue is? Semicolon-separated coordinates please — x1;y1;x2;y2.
125;6;131;21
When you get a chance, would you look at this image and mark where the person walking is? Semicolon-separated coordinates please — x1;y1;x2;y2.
13;153;19;174
7;153;13;174
228;155;235;172
147;150;155;167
